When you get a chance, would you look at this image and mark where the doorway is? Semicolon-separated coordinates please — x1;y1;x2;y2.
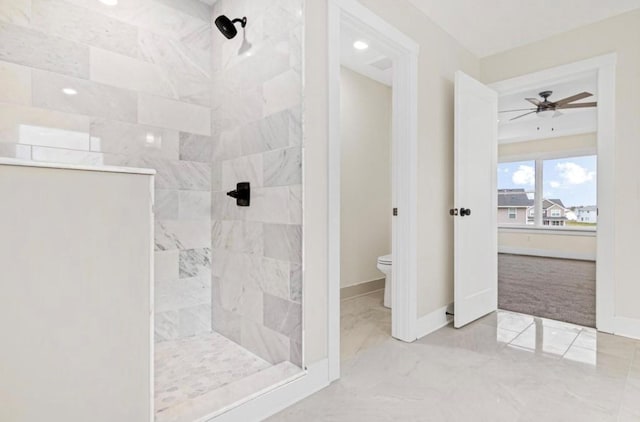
495;72;599;327
452;54;616;333
338;55;393;359
328;0;419;381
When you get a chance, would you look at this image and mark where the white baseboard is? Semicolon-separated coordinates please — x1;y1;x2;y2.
498;246;595;261
415;303;454;340
207;359;329;422
613;317;640;340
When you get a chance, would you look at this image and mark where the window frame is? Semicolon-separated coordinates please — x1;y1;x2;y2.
498;151;597;232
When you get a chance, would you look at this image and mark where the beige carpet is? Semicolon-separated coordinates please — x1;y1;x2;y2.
498;253;596;327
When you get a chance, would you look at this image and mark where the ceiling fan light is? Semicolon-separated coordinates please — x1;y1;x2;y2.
538;109;554;119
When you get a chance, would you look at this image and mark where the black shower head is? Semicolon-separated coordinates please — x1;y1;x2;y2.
215;15;247;39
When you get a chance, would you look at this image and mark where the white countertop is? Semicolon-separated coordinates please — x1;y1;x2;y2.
0;158;156;176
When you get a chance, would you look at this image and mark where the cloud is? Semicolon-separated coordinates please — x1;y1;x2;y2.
556;162;596;185
549;181;561;188
512;165;535;186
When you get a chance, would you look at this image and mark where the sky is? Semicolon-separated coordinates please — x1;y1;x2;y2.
498;155;597;207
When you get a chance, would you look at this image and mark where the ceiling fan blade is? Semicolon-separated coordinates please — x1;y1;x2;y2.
510;111;537;121
499;108;537;113
556;102;597;109
525;98;541;106
554;92;593;106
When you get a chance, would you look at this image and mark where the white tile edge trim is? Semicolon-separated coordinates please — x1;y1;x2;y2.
415;303;454;340
613;317;640;341
0;157;156;175
207;359;330;422
498;246;596;261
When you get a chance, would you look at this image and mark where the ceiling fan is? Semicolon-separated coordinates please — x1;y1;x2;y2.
500;90;597;121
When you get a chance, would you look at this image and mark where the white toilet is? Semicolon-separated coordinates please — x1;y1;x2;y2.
376;254;392;308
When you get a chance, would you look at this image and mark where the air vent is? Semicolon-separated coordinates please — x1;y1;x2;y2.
368;57;393;71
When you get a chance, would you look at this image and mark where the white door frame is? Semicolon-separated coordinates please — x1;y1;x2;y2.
489;53;617;333
328;0;419;381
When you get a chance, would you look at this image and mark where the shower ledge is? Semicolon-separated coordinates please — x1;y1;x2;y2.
0;157;156;176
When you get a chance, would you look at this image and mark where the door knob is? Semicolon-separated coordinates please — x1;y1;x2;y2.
460;208;471;217
449;208;458;216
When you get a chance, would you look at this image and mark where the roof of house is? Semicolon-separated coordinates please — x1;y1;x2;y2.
498;189;533;207
543;199;566;209
497;190;568;209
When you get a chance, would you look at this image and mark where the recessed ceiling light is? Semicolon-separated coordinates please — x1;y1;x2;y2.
62;87;78;96
99;0;118;5
353;40;369;50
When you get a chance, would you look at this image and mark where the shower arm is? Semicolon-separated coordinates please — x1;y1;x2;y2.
232;17;247;28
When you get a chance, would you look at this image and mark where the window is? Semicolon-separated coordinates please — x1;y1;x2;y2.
497;160;534;226
543;155;597;229
498;155;597;230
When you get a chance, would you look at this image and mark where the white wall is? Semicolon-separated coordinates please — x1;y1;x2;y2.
305;0;480;359
481;10;640;321
304;0;330;365
0;163;153;422
499;132;597;159
499;230;596;261
340;67;392;288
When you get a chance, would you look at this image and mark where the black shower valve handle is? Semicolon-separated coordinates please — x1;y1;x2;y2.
227;182;251;207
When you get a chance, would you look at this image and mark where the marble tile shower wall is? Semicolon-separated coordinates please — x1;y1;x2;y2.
0;0;215;341
210;0;304;366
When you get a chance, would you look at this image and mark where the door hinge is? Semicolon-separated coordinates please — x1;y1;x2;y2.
393;208;398;216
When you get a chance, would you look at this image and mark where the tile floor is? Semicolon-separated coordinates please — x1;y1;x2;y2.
270;291;640;421
340;290;391;360
155;333;270;415
155;332;301;422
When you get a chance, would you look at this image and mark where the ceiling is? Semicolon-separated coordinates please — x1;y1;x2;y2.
498;72;598;142
341;23;393;86
406;0;640;57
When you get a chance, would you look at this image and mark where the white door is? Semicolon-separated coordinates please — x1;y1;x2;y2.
453;71;498;328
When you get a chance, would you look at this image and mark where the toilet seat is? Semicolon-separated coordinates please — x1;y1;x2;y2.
377;254;392;265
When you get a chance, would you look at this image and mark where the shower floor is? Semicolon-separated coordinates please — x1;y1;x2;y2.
155;332;301;422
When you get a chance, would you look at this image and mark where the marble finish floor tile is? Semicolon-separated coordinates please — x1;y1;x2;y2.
270;308;640;421
340;290;391;361
157;361;302;422
155;332;271;417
